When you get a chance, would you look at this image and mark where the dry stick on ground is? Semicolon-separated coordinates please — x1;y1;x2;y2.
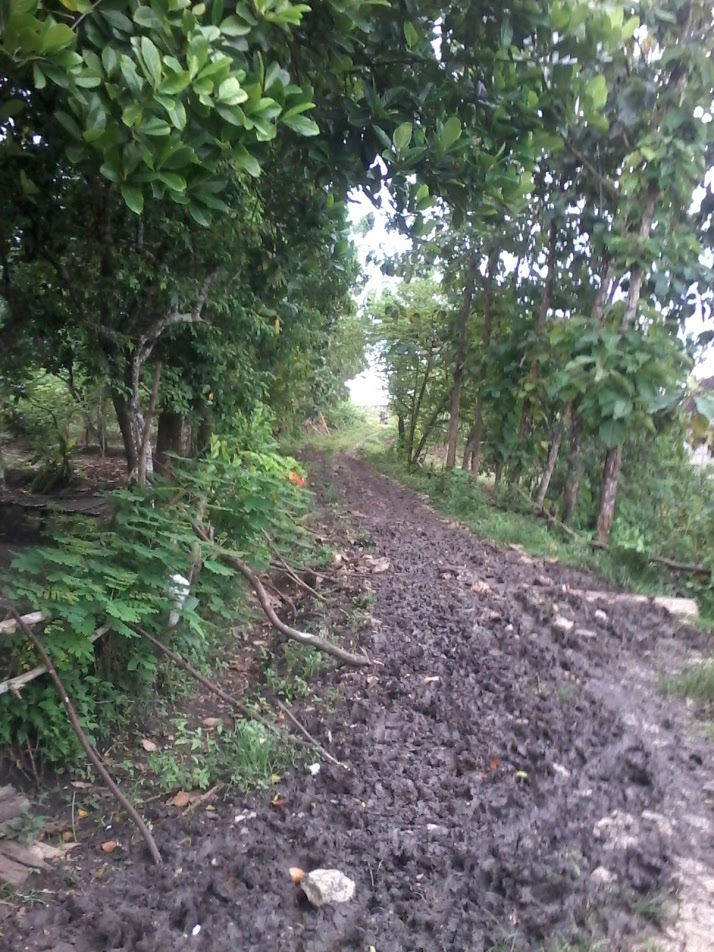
135;627;280;735
1;601;162;866
275;699;347;770
192;525;372;667
139;628;348;766
261;529;326;602
262;577;298;620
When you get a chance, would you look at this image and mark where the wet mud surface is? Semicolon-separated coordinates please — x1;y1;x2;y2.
2;454;712;951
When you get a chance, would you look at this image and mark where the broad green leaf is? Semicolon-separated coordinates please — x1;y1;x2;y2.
392;121;413;151
101;46;120;78
694;393;714;422
101;8;133;32
121;184;144;215
158;171;186;192
283;114;319;136
403;21;418;48
161;71;191;94
40;22;76;53
55;109;83;140
599;417;626;448
218;76;248;105
622;15;639;39
140;37;163;89
441;115;461;149
33;62;47;89
586;74;608;111
133;5;163;28
232;145;261;177
188;203;210;226
122;103;143;127
220;14;251;36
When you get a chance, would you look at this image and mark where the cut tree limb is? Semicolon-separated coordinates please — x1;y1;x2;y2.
0;599;162;866
192;525;372;667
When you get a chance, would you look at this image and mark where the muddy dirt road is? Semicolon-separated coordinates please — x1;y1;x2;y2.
2;455;713;951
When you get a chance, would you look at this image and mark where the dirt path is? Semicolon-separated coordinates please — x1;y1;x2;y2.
2;455;713;952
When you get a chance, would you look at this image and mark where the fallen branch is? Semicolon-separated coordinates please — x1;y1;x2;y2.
192;525;372;667
262;529;326;602
1;600;162;866
518;490;710;577
276;699;347;770
135;626;281;734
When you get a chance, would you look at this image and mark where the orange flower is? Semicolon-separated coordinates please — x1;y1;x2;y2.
288;470;305;488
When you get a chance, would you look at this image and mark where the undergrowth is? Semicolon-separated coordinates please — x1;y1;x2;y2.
144;718;294;794
0;412;315;777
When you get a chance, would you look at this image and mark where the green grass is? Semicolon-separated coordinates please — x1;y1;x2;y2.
665;659;714;703
297;406;393;457
145;716;294;793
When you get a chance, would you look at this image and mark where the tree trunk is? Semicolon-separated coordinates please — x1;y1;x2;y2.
462;245;499;475
494;461;503;493
196;411;212;456
596;445;622;542
561;411;581;523
517;215;558;444
595;186;657;542
412;395;449;467
397;414;406;446
112;392;140;476
445;267;476;469
156;410;188;471
535;415;565;508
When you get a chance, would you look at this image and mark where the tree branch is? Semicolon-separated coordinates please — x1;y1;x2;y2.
564;137;619;200
192;525;372;667
0;599;162;865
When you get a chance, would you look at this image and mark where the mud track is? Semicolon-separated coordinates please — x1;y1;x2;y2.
3;455;713;951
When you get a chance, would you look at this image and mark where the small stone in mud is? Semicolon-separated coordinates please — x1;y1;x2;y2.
553;616;575;634
590;866;618;887
575;628;598;639
301;869;356;907
594;609;608;625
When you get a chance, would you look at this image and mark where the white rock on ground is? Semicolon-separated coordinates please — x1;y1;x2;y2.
300;869;356;907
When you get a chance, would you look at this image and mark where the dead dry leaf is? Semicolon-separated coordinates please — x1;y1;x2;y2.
169;791;191;808
61;830;74;843
70;780;92;790
140;738;157;753
363;555;391;574
289;866;305;885
202;717;221;728
101;840;117;853
77;809;88;820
